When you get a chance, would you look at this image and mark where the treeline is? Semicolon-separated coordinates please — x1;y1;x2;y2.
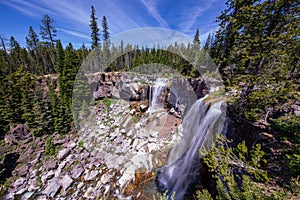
0;5;213;138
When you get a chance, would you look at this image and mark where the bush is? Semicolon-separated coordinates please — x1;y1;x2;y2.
285;146;300;176
198;135;270;199
102;97;112;108
45;137;55;156
270;114;300;138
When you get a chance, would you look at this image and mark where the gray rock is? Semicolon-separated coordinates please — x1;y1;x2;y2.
84;170;99;181
16;188;27;195
42;170;55;183
57;149;70;161
80;150;90;160
13;177;26;188
20;191;35;200
59;174;73;191
17;165;29;177
120;128;126;134
114;135;124;145
67;141;77;149
129;109;136;115
100;173;113;184
126;130;133;137
42;178;61;197
83;187;94;199
169;108;176;114
77;182;84;189
71;164;84;179
27;179;39;192
140;104;148;112
147;143;158;153
44;160;58;171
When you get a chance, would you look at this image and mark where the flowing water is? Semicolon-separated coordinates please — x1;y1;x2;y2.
156;95;226;199
149;78;168;112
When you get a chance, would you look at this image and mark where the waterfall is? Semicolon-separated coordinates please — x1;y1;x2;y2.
149;78;168;112
156;95;225;199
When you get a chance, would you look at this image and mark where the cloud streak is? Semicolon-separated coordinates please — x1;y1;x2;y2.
57;28;90;40
139;0;169;28
177;0;220;34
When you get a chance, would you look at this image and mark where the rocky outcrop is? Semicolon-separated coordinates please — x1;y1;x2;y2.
5;124;31;145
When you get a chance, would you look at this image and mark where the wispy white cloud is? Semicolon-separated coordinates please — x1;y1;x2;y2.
1;0;51;17
139;0;169;28
177;0;219;34
57;28;90;40
111;27;191;48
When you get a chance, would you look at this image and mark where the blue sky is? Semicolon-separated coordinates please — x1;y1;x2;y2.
0;0;226;48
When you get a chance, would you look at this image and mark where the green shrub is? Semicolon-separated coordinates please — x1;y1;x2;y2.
198;135;271;199
78;140;84;149
285;146;300;176
45;137;55;156
102;97;112;108
270;114;300;136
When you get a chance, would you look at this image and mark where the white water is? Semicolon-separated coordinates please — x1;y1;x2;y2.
149;78;168;112
156;95;225;199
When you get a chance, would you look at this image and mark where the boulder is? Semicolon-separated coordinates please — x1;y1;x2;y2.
84;170;99;181
59;174;73;191
44;160;58;171
83;187;94;199
140;104;148;112
28;179;39;192
12;177;26;188
42;170;55;183
16;165;29;177
129;109;136;115
100;173;113;184
42;178;61;197
57;149;70;161
10;124;31;140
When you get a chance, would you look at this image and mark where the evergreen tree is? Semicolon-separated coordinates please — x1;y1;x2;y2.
193;28;200;48
204;33;211;52
8;36;22;72
90;6;100;49
0;53;9;137
55;40;64;75
40;14;57;47
26;26;39;51
102;16;110;52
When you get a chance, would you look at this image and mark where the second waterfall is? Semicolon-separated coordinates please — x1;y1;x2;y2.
149;78;169;112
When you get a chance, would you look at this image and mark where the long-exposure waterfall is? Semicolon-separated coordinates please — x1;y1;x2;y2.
156;95;226;199
149;78;168;112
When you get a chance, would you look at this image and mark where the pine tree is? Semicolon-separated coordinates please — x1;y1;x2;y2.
8;36;21;73
40;14;57;47
204;33;211;52
55;40;64;75
90;6;100;49
0;53;9;137
26;26;39;51
193;28;200;48
102;16;110;52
